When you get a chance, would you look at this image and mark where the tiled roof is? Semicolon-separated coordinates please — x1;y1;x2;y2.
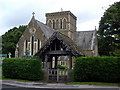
74;31;95;50
35;18;95;51
56;32;83;56
36;20;54;39
36;32;84;57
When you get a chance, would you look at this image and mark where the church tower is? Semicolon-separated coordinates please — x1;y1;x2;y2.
46;11;77;40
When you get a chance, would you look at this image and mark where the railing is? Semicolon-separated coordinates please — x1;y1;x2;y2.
48;69;68;82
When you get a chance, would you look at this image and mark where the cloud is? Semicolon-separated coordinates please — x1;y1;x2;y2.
0;0;119;35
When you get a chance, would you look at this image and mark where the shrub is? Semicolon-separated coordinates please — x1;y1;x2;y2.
57;64;68;69
73;56;120;83
2;58;43;81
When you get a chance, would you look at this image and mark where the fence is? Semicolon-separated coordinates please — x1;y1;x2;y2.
48;69;68;82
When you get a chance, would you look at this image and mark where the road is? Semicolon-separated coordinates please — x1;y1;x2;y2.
2;84;119;90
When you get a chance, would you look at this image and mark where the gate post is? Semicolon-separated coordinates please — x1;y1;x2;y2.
68;69;73;82
42;68;48;82
57;69;59;82
44;55;48;69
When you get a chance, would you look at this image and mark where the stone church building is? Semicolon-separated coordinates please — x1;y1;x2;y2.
15;11;98;68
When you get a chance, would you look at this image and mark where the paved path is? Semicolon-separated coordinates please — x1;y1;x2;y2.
1;80;120;90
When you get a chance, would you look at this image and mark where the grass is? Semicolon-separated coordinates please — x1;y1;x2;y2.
2;77;120;86
2;78;33;82
66;82;120;86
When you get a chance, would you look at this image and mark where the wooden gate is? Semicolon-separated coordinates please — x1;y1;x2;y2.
48;69;68;82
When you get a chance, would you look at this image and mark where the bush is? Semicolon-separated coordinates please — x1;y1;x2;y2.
2;58;43;81
57;64;68;69
73;56;120;83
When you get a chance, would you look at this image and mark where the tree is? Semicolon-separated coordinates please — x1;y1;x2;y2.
98;2;120;56
0;36;2;54
2;25;26;57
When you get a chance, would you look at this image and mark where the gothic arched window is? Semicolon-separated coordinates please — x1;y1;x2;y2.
63;18;67;29
25;40;28;50
53;20;55;29
24;40;28;55
56;19;59;29
31;36;34;55
60;19;62;29
48;20;52;28
37;39;41;51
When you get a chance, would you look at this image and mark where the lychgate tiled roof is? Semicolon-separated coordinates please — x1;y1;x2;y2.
56;32;84;56
36;32;84;57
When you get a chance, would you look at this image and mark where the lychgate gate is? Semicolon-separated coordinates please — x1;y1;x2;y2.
48;69;68;82
36;32;83;82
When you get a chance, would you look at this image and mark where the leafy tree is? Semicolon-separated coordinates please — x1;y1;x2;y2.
2;25;26;57
0;36;2;53
98;2;120;56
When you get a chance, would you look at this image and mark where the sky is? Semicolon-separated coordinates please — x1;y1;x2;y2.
0;0;119;36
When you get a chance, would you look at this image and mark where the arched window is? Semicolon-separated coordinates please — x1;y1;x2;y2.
31;36;34;55
28;42;31;55
63;18;67;29
38;39;40;51
24;40;28;55
53;20;55;29
37;39;41;51
34;41;37;54
56;19;59;29
25;40;28;50
60;19;62;29
48;20;52;28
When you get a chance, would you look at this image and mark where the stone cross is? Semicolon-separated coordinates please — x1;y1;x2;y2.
8;52;11;58
15;48;18;58
32;12;35;16
61;8;63;11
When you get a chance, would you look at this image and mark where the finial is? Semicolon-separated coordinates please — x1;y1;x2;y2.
95;26;97;30
61;8;63;11
32;12;35;16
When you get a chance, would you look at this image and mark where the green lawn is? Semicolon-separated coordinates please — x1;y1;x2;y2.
2;78;32;82
66;82;120;86
2;77;119;86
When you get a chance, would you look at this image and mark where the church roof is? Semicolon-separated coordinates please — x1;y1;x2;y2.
30;15;95;51
36;32;84;57
56;32;83;56
36;20;54;39
75;30;95;50
54;32;83;56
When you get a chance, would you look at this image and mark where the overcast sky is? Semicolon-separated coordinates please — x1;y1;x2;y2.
0;0;119;36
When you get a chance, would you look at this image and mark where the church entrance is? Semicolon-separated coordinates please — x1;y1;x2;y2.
43;53;72;82
35;32;82;82
48;69;68;82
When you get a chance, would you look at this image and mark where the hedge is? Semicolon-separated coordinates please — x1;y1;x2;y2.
73;56;120;83
2;58;43;81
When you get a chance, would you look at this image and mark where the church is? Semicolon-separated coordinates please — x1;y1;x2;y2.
15;11;98;69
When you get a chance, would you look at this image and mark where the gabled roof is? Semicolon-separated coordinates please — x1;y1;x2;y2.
74;30;95;50
36;32;84;57
36;20;54;39
28;15;54;39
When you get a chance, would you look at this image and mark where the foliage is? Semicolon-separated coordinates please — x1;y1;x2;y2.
2;58;43;81
57;64;68;69
2;25;26;57
73;56;120;83
0;36;2;53
98;2;120;56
